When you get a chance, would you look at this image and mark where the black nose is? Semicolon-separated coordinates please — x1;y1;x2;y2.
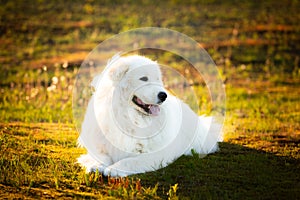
158;91;167;102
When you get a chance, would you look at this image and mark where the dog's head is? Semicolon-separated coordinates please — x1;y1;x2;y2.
108;55;167;116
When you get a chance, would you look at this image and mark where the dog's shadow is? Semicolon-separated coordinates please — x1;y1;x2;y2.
136;142;299;199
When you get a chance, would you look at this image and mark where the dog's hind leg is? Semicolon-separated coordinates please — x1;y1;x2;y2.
184;116;223;156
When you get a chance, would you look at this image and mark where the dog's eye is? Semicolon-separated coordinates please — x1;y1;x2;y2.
139;76;148;82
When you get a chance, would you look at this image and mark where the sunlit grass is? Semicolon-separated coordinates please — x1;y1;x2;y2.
0;65;77;123
223;78;300;159
1;64;298;198
0;123;179;199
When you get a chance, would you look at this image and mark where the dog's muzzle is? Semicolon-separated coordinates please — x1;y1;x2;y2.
132;92;167;116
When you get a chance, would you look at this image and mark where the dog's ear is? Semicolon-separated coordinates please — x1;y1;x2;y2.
109;63;129;82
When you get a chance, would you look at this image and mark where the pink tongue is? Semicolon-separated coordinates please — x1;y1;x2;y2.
137;98;144;105
149;105;160;116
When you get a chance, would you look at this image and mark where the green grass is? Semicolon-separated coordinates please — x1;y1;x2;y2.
0;122;298;199
0;123;173;199
1;0;300;199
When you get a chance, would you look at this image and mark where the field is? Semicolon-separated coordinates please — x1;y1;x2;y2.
0;0;299;199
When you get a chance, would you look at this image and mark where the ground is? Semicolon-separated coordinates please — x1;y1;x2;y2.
0;0;299;199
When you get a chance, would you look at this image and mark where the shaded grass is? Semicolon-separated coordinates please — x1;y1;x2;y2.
137;143;299;199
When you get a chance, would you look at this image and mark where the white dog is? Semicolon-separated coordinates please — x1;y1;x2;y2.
77;54;222;177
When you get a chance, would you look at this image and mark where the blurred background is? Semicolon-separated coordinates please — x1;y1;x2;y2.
0;0;299;199
0;0;300;121
0;0;299;122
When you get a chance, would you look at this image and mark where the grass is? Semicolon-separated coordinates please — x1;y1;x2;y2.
0;123;172;199
0;121;298;199
0;0;300;199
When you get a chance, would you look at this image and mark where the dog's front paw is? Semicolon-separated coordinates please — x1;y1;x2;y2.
77;154;111;174
104;160;138;177
104;165;131;177
88;164;107;174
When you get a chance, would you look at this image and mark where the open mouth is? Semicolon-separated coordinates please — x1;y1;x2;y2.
132;96;160;116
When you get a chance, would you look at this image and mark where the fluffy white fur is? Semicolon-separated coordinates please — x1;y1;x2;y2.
77;54;222;177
